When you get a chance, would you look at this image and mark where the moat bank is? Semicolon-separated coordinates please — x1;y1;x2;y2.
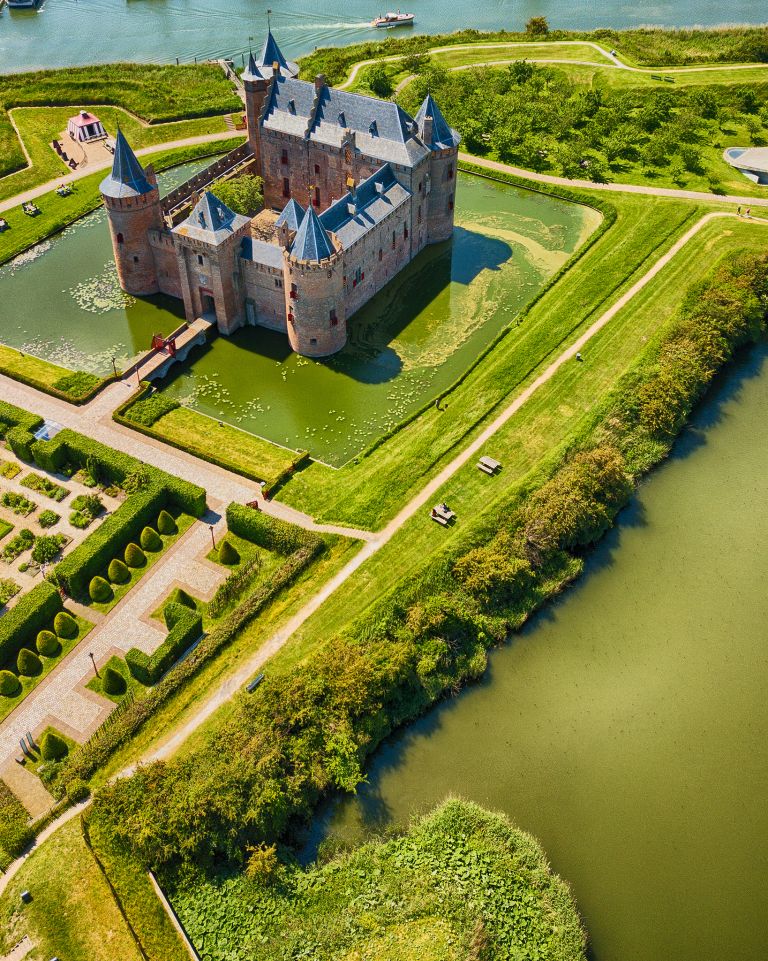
307;342;768;961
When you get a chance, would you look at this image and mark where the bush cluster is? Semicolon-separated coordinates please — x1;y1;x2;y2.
0;580;62;667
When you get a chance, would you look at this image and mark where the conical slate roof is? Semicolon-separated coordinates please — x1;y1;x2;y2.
100;129;154;199
415;94;461;150
275;198;305;232
291;205;334;262
174;190;250;245
243;30;299;81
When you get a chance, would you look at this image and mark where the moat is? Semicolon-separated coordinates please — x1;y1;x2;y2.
0;172;598;466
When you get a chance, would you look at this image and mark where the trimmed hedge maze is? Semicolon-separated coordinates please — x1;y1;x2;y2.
126;601;203;685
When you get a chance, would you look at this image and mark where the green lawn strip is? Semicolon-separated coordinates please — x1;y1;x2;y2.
279;191;706;529
0;818;145;961
92;536;359;784
0;778;31;870
0;614;94;725
275;216;764;660
82;513;195;615
86;655;149;705
0;345;104;398
431;40;616;68
0;137;243;268
1;105;227;204
135;405;299;488
207;531;263;569
0;518;12;541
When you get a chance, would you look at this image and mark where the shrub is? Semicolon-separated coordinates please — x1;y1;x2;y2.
169;587;196;610
124;393;180;427
157;509;177;535
36;630;59;657
124;542;146;568
89;576;113;603
140;526;162;552
38;510;60;529
53;610;78;639
218;539;240;565
0;581;62;666
126;607;203;685
16;648;42;677
0;670;20;697
226;503;320;555
40;731;68;761
101;665;126;696
107;558;130;584
65;778;91;804
32;534;64;564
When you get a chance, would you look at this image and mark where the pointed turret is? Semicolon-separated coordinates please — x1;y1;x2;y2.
100;129;154;198
243;30;299;81
291;205;335;262
174;190;250;244
275;198;305;232
415;94;461;150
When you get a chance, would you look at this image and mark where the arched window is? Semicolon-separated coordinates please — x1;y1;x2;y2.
116;232;124;244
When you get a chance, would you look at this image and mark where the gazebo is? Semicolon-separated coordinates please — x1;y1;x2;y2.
67;110;107;143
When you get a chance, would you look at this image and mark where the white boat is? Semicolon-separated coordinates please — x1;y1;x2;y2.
7;0;38;7
372;10;415;28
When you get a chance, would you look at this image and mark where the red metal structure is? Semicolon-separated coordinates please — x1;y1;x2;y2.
151;333;177;357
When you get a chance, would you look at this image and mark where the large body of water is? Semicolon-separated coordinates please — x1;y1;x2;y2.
308;342;768;961
1;0;766;73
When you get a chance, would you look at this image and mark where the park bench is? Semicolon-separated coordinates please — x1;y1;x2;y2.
477;456;501;475
431;503;455;525
246;672;265;693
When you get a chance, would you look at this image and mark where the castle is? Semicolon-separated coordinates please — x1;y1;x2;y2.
100;32;460;357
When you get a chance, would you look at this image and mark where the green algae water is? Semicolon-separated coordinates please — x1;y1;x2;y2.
308;343;768;961
0;158;213;373
160;174;597;464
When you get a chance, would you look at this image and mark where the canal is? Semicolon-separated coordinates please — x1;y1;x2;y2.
307;342;768;961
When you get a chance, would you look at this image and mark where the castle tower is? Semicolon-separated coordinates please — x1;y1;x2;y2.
242;31;299;169
100;129;163;296
415;94;461;244
284;205;346;357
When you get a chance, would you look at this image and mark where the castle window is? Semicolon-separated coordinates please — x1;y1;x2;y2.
338;112;346;127
288;311;295;324
449;199;454;211
133;256;139;263
197;254;204;266
274;278;282;288
314;187;321;208
290;283;298;300
283;177;290;198
116;232;124;245
288;99;296;114
447;164;454;180
418;181;422;193
330;308;338;327
369;120;378;136
281;149;289;165
392;230;396;249
404;224;409;240
418;205;422;223
378;248;383;261
314;163;320;174
310;337;318;345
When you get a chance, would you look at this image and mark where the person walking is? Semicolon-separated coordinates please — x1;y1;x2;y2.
737;205;742;217
745;207;751;219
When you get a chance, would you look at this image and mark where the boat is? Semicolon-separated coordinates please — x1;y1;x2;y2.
7;0;38;7
372;10;415;28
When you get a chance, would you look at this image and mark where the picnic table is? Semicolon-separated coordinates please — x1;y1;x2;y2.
478;456;501;475
431;503;456;525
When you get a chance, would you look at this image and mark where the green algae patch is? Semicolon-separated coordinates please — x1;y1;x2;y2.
169;799;586;961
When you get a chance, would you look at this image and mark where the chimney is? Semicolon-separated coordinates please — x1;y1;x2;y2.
315;73;326;92
272;60;280;77
421;114;434;146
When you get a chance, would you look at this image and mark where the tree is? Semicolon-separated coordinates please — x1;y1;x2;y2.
0;670;20;697
508;59;534;85
140;526;162;552
40;731;68;761
245;843;278;883
123;466;150;495
124;543;146;568
669;156;687;186
102;666;126;696
54;611;78;639
402;52;430;74
526;16;549;36
89;576;113;603
17;648;42;677
218;539;240;566
157;510;177;535
365;62;393;98
213;174;264;217
108;558;130;584
36;630;59;657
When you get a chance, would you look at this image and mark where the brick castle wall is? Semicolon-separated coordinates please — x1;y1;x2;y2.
104;182;163;296
242;259;287;331
285;250;346;356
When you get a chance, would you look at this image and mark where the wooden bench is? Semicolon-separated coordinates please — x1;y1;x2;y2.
478;456;501;475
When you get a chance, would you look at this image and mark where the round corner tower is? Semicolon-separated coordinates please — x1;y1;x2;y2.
415;94;461;245
100;130;162;297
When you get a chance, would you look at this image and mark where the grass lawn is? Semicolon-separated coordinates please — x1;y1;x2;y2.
0;344;105;398
82;512;195;614
144;405;298;487
0;137;243;267
0;518;13;541
0;613;94;725
86;654;148;705
207;531;263;569
0;819;146;961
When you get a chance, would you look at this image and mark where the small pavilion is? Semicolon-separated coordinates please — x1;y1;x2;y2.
67;110;107;143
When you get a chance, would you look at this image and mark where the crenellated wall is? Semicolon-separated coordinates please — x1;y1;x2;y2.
104;172;163;296
285;247;346;357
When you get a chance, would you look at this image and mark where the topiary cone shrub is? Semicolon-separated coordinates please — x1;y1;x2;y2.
124;542;146;568
107;558;130;584
36;630;60;657
170;587;196;610
40;730;68;762
101;665;126;696
218;539;240;566
0;669;21;697
54;610;78;639
140;526;162;552
89;576;113;603
157;510;177;535
17;648;42;677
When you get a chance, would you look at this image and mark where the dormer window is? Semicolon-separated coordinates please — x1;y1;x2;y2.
288;99;296;114
338;111;346;127
369;120;378;136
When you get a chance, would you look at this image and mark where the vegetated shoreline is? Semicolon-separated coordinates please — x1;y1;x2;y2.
83;248;768;882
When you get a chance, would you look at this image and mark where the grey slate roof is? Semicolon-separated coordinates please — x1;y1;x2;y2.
320;163;410;250
241;236;285;269
242;30;299;81
415;94;461;150
100;129;154;199
275;198;305;232
262;75;430;168
174;190;250;245
291;205;335;262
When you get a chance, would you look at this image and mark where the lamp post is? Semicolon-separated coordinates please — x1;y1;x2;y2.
209;525;216;551
88;652;100;678
112;356;117;377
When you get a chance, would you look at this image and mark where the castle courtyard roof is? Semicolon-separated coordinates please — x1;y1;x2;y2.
320;163;410;249
415;94;461;150
262;76;430;168
174;190;250;245
242;30;299;81
241;236;285;269
275;198;306;232
99;129;154;199
291;205;335;262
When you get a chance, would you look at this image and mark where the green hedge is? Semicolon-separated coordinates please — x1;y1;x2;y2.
226;503;321;555
0;780;32;869
0;580;62;668
125;604;203;686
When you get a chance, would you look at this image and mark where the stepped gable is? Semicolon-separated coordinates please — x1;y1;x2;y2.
243;29;299;80
99;129;154;199
320;164;410;249
291;204;335;262
174;190;250;244
415;94;461;150
262;76;429;168
275;198;306;232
